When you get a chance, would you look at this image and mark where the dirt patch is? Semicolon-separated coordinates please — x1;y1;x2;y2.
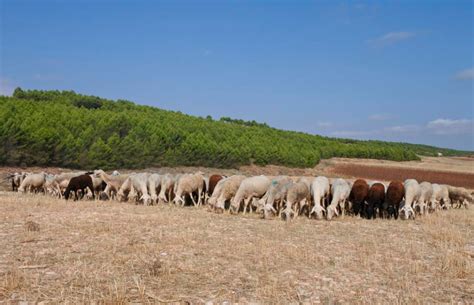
328;164;474;188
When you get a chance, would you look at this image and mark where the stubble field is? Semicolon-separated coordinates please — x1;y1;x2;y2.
1;156;473;304
0;192;472;304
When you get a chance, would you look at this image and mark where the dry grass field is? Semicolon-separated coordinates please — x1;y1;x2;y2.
0;192;473;304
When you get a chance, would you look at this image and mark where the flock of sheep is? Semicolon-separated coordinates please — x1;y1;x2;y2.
6;170;473;221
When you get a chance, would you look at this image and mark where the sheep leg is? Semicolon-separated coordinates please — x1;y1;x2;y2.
243;196;253;214
190;192;198;207
197;188;202;206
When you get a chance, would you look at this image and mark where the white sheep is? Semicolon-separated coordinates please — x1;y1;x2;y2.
173;173;205;206
416;182;433;215
400;179;421;220
327;178;351;220
282;180;311;220
309;176;330;220
230;175;270;214
257;176;293;219
18;172;46;193
213;175;246;213
147;173;162;204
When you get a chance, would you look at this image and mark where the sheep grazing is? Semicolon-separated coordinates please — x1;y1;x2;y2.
364;183;385;219
230;175;270;214
90;175;106;197
327;179;351;220
430;184;451;210
281;180;311;221
414;182;433;216
400;179;421;220
258;176;293;219
18;173;46;193
173;173;205;206
117;176;134;202
384;181;404;219
212;175;246;213
158;174;179;203
52;172;87;198
309;176;330;220
94;170;129;200
7;172;27;192
147;173;162;204
131;173;152;205
205;174;224;204
117;173;152;205
64;174;95;201
448;186;472;209
349;179;369;217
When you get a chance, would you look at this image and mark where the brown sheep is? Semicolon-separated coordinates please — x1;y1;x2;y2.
384;181;404;219
349;179;369;216
364;183;385;219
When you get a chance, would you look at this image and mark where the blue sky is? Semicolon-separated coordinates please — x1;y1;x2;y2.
1;0;473;150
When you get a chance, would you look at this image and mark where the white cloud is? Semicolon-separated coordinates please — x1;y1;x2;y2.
0;77;16;96
454;68;474;80
427;119;473;135
369;113;391;121
385;125;421;133
369;31;416;47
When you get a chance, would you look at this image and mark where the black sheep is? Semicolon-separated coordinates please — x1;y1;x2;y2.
64;174;95;201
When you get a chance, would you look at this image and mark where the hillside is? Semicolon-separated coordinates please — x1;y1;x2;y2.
0;88;470;170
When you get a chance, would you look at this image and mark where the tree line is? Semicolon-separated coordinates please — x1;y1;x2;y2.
0;88;470;170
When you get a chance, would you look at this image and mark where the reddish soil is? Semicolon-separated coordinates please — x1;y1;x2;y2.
329;164;474;189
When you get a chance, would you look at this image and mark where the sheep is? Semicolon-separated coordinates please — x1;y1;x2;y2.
90;175;105;197
257;176;293;219
158;173;178;203
364;183;385;219
18;173;46;193
213;175;246;213
327;179;351;220
131;173;152;205
230;175;270;214
384;181;404;219
7;172;27;192
64;174;95;201
147;173;162;204
348;179;369;217
430;184;451;210
205;174;225;204
43;174;58;196
94;169;129;199
415;182;433;216
448;186;472;209
117;176;134;202
173;173;205;206
53;172;87;198
400;179;420;220
308;176;330;220
281;180;311;221
208;177;227;210
117;173;151;205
